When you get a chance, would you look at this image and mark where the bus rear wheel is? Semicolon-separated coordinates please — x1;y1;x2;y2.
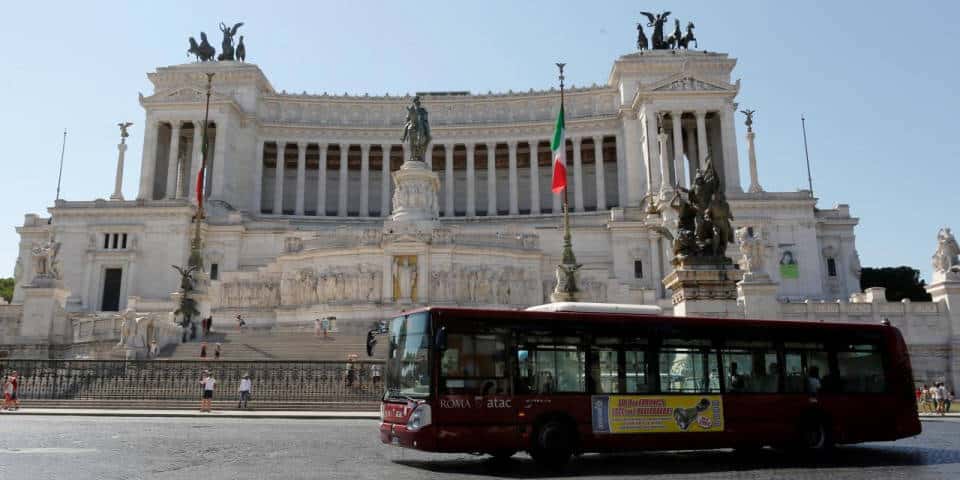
530;419;574;467
488;449;517;460
796;417;832;451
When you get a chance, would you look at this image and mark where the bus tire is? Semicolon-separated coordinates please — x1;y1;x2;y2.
796;416;832;451
530;419;574;467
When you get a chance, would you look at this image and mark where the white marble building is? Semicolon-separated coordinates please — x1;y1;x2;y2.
11;47;863;335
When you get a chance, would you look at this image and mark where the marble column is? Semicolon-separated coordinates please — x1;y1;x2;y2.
380;144;391;216
529;140;540;215
658;123;671;196
644;109;661;203
572;137;584;211
593;136;606;211
252;139;264;213
508;141;519;215
649;235;663;299
746;129;764;193
684;124;698;178
111;138;128;201
615;133;626;208
695;110;708;170
444;144;454;217
486;143;496;216
671;112;686;188
210;120;226;198
164;123;181;199
317;144;328;216
295;141;306;215
720;103;743;192
273;142;285;215
360;144;370;216
189;123;203;202
137;120;159;200
338;144;349;216
465;144;476;216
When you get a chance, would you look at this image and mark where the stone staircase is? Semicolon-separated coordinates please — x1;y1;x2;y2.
161;329;385;361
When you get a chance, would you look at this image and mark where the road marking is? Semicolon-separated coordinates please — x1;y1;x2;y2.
0;448;97;454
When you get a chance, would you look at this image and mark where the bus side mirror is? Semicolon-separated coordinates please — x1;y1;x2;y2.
366;330;377;357
435;327;447;351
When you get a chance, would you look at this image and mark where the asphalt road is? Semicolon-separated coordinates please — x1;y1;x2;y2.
2;416;959;479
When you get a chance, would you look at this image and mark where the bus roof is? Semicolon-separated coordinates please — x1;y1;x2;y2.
525;302;663;315
398;305;893;333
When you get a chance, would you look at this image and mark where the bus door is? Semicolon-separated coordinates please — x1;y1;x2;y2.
435;331;519;450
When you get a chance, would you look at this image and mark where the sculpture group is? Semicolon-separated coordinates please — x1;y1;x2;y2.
670;156;735;264
637;11;697;51
401;96;432;162
933;227;960;279
187;22;246;62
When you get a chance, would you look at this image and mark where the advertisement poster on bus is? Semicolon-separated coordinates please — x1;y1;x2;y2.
591;395;724;434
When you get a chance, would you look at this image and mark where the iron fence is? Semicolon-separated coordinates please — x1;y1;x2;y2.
0;359;385;403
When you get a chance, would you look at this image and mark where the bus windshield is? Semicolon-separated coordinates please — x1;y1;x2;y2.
385;312;431;400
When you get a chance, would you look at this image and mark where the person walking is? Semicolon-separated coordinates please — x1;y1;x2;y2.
236;314;246;333
314;318;322;337
199;342;208;360
933;383;944;415
7;371;20;411
149;339;159;358
238;373;252;409
938;383;949;416
200;370;216;412
2;373;14;411
321;317;330;339
214;343;222;360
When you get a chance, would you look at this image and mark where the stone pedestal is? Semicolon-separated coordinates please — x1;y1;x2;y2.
737;273;780;319
19;283;71;344
926;278;960;390
664;264;743;318
389;160;440;232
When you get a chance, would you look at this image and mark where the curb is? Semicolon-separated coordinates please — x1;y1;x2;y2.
1;409;379;420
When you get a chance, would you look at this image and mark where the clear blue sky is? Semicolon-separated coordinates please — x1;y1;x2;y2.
1;1;956;282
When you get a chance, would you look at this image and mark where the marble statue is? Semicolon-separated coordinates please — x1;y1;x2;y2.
187;32;216;62
735;227;766;278
30;235;61;282
933;227;960;279
394;257;417;302
401;96;431;161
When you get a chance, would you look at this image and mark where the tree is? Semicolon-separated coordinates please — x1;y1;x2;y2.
0;277;13;303
860;267;932;302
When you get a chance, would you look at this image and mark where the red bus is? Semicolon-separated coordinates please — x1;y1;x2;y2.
372;303;920;465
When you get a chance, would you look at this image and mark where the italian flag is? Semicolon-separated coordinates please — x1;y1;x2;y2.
550;105;567;193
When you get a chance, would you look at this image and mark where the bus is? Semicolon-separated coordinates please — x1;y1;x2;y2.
372;303;920;465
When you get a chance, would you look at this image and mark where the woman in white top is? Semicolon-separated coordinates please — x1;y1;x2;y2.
238;374;252;409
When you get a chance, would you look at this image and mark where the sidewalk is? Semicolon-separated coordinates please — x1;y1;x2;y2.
0;408;379;419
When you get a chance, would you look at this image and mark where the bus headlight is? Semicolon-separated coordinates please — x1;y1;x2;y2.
407;404;432;432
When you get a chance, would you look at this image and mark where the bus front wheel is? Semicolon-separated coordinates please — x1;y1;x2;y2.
796;417;832;451
488;449;517;460
530;419;574;466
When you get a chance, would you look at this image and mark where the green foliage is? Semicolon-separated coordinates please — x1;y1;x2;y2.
0;277;13;303
860;266;932;302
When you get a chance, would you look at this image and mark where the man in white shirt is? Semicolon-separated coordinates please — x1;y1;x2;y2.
200;371;216;412
238;374;252;409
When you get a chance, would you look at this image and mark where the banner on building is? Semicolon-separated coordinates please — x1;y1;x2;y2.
591;395;724;434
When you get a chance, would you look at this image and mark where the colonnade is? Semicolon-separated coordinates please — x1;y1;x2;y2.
644;108;741;195
256;136;620;218
137;120;220;201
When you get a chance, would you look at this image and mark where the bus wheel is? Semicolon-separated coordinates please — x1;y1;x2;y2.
797;418;831;450
488;449;517;460
530;420;574;466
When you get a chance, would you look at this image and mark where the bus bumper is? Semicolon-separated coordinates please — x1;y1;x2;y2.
379;422;437;451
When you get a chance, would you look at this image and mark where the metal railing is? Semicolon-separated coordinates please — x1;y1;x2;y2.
0;360;385;403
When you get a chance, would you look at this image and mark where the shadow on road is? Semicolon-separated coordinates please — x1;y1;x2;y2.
394;446;960;478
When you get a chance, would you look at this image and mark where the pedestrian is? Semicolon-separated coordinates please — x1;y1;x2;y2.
236;314;246;333
933;383;944;415
214;343;222;360
314;318;322;337
238;373;252;409
8;371;20;411
371;363;382;386
149;339;159;358
948;390;955;413
200;342;208;359
199;370;216;412
206;316;213;335
321;317;330;339
938;383;949;416
2;373;13;411
346;361;356;388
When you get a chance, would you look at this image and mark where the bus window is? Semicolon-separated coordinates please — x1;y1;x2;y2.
836;344;886;393
625;350;650;393
784;342;832;394
721;341;778;393
592;349;619;394
440;333;507;395
517;342;585;394
659;340;720;394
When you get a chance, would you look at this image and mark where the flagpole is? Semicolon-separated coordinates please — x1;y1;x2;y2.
550;62;580;302
189;73;214;269
55;129;67;201
557;63;573;264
